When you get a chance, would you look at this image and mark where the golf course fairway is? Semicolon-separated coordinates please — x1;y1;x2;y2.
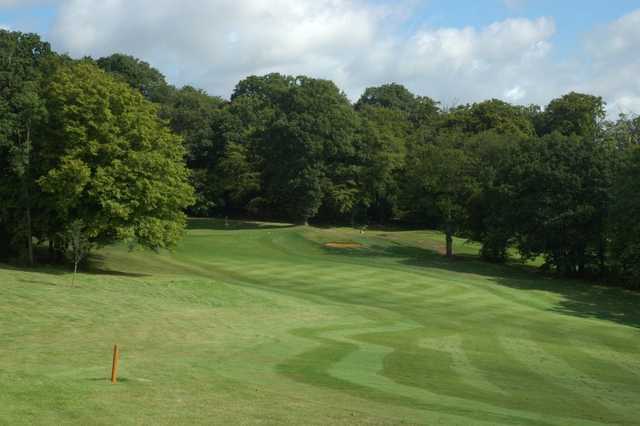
1;219;639;425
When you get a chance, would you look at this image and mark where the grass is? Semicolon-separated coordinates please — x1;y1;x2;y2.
1;218;639;425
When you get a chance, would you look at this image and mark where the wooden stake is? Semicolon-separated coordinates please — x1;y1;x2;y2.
111;344;120;384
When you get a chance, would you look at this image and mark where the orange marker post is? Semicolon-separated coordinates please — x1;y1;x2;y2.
111;344;120;384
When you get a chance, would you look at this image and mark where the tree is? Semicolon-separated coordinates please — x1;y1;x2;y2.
97;56;227;215
96;53;172;103
355;105;410;223
441;99;536;137
235;74;358;223
464;131;524;262
38;62;195;250
231;73;295;103
356;83;439;127
163;86;224;168
216;142;261;210
356;83;418;112
506;133;613;275
159;86;225;215
404;139;477;257
609;144;640;287
63;219;92;286
603;113;640;150
287;166;325;225
0;30;56;264
538;92;605;137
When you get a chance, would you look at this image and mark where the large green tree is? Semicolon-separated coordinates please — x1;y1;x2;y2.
508;133;612;275
0;30;56;263
39;62;195;250
162;86;225;215
232;74;359;224
163;86;224;168
607;114;640;287
355;105;411;223
404;137;477;257
464;131;524;262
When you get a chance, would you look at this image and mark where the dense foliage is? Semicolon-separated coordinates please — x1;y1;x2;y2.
2;30;640;288
0;31;194;265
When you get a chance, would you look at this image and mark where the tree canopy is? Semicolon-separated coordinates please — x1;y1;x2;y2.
40;62;194;250
2;29;640;289
1;32;194;267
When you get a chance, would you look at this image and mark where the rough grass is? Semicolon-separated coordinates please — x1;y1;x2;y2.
1;219;639;425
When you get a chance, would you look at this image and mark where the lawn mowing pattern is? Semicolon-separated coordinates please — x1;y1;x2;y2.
1;219;639;425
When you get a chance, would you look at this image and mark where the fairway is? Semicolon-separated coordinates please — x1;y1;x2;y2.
1;220;639;425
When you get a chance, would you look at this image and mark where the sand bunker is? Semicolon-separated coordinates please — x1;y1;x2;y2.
324;242;364;249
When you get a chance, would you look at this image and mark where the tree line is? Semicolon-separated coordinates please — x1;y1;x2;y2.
2;30;640;288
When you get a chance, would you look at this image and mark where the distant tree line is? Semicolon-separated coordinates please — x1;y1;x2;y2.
2;30;640;288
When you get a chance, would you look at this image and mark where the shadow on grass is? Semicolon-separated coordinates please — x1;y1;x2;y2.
188;217;295;231
84;254;149;278
0;253;149;279
0;262;66;275
87;377;130;383
18;278;58;286
322;242;640;330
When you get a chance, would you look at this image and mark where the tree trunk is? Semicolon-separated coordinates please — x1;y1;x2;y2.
444;208;454;258
26;205;33;266
598;235;606;277
48;239;54;262
23;125;34;266
445;230;453;258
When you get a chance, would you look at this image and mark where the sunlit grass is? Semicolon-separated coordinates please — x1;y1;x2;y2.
1;219;638;425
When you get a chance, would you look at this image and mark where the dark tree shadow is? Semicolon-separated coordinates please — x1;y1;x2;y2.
0;253;149;279
83;254;150;278
0;262;66;276
322;242;640;329
188;217;295;231
18;278;58;286
494;274;640;330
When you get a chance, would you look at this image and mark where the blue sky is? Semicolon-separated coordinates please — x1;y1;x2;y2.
415;1;638;56
2;0;640;114
0;4;55;34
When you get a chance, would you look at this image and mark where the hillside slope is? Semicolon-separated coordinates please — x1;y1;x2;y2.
1;220;639;425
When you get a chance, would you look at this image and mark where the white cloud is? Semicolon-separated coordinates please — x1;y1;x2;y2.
584;9;640;115
387;17;557;105
505;86;526;102
587;9;640;61
52;0;388;98
48;1;640;115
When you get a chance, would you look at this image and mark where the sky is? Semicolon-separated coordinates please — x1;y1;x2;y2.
2;0;640;115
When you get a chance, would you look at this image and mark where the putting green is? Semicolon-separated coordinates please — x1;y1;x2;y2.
1;219;638;425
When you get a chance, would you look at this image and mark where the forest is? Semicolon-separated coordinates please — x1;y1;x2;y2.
2;29;640;288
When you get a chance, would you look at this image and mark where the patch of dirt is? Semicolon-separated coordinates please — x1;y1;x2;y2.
324;242;364;249
433;242;447;255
